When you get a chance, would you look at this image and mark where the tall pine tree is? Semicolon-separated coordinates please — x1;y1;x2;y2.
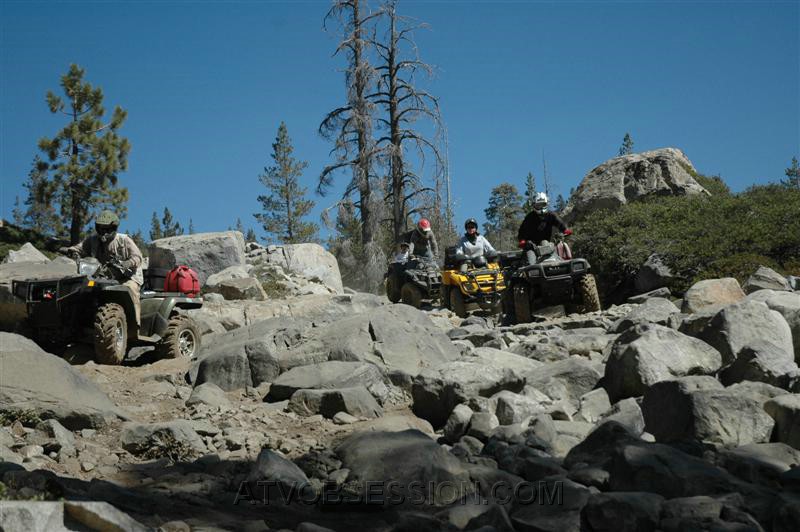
255;122;318;244
149;212;163;241
784;156;800;189
38;64;131;244
523;171;537;212
483;183;524;252
160;207;183;237
618;132;634;156
21;156;62;235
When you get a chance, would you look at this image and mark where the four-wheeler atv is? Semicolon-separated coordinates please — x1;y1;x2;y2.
501;235;601;323
441;247;507;318
385;256;442;308
13;259;203;365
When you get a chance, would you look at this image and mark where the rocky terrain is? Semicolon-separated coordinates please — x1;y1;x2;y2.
1;234;800;532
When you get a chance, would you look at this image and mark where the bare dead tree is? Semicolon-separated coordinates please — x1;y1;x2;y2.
369;0;444;244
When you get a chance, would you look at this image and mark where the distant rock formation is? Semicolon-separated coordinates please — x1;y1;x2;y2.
563;148;709;221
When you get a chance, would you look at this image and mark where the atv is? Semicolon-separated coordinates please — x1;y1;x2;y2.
385;256;442;308
12;259;203;365
441;247;507;318
501;235;601;323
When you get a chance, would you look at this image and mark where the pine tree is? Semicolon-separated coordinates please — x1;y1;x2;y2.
161;207;183;237
38;64;131;244
255;122;318;244
554;194;566;212
234;218;245;234
784;156;800;189
188;218;195;234
523;172;537;212
483;183;524;251
130;229;148;257
21;156;62;235
245;228;257;243
619;132;634;156
12;196;24;226
149;212;163;241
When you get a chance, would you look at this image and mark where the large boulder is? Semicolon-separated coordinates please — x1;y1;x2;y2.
611;297;681;332
277;304;460;377
3;242;49;264
603;324;722;401
693;300;797;386
743;266;792;294
0;260;77;330
562;148;708;221
642;377;775;446
148;231;246;285
764;394;800;450
0;333;126;429
335;429;472;505
634;254;674;293
204;277;268;301
288;386;383;419
268;361;390;403
248;242;343;294
682;278;745;313
745;290;800;362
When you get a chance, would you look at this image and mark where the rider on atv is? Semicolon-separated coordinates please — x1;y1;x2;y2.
59;210;144;325
400;218;439;262
455;218;498;271
517;192;572;265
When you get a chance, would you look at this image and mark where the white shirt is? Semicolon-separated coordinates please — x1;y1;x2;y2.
455;234;496;260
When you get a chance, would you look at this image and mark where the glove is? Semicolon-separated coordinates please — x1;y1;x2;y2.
119;259;136;270
563;229;573;236
58;247;79;259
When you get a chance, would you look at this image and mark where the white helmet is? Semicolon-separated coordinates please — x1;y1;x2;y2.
533;192;549;214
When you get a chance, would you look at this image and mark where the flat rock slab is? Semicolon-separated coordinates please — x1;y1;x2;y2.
269;361;389;403
288;386;383;419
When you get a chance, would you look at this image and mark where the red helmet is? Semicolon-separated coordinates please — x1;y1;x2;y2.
417;218;431;233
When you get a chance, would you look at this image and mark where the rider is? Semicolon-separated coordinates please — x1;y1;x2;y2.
517;192;571;264
455;218;497;271
401;218;439;261
59;210;144;326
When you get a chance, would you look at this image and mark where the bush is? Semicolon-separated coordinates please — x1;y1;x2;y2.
573;180;800;295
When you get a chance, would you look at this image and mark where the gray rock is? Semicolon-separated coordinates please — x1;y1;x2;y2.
634;254;674;293
0;334;126;429
30;419;75;456
526;357;603;407
443;404;473;443
510;478;592;532
745;289;800;363
246;448;312;499
148;231;246;286
604;324;722;401
642;377;775;446
3;242;49;264
288;386;382;419
492;390;548;425
64;501;149;532
612;297;681;332
719;442;800;486
120;420;206;455
560;331;618;357
660;495;723;523
577;388;612;423
250;242;343;294
467;412;500;441
336;429;472;505
205;276;267;301
562;148;708;222
204;264;253;288
682;278;745;314
186;382;231;409
582;491;664;532
764;394;800;449
600;397;645;436
332;412;359;425
743;266;792;294
269;361;389;403
627;287;672;304
0;501;147;532
510;337;570;362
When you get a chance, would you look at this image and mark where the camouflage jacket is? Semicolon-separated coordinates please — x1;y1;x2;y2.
67;233;144;286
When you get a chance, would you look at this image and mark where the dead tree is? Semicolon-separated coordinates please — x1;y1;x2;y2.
370;0;444;244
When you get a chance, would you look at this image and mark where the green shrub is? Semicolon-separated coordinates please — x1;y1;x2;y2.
0;409;42;427
573;180;800;295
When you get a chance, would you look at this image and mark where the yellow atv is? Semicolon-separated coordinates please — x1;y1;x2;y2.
441;248;507;318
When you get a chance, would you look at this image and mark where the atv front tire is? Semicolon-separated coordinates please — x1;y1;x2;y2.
94;303;127;365
450;289;468;318
513;285;533;324
385;274;402;303
156;314;201;359
400;283;424;309
579;274;602;313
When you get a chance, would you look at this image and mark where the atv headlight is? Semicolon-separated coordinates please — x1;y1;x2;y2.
573;262;585;272
527;269;541;278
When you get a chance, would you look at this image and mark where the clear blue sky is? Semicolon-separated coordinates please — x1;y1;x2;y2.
2;0;798;241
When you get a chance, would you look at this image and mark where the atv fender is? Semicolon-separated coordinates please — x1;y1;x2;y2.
151;297;203;337
100;285;138;338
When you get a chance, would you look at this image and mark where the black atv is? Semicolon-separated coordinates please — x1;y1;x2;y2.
13;259;203;364
501;237;601;323
384;256;442;308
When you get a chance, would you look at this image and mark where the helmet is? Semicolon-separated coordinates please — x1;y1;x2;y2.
473;256;487;268
464;218;479;242
95;210;119;244
416;218;431;235
533;192;549;214
464;218;478;231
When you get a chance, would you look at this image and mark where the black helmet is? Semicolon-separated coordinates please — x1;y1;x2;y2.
473;256;487;268
464;218;478;230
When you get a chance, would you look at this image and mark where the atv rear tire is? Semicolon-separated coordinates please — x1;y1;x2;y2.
450;289;468;318
94;303;127;365
400;283;424;309
385;274;402;303
579;274;602;313
513;285;533;324
156;314;201;359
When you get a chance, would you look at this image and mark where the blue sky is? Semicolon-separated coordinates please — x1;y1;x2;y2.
1;0;798;242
